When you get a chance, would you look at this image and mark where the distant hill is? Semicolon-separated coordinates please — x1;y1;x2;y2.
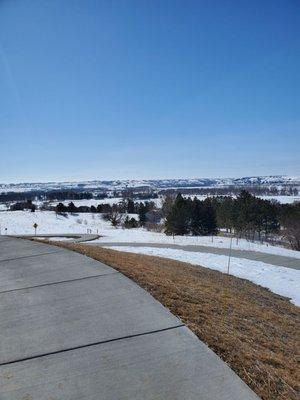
0;175;299;193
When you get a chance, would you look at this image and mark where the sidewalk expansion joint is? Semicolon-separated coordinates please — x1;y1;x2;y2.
0;324;185;367
0;249;65;263
0;271;120;294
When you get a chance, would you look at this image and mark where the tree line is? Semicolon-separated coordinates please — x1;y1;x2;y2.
164;195;217;235
53;199;157;229
210;191;280;239
164;191;281;239
0;190;97;203
54;198;156;215
160;185;299;197
163;191;300;249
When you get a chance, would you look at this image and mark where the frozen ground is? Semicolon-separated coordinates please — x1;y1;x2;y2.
105;246;300;307
0;210;105;236
1;210;299;259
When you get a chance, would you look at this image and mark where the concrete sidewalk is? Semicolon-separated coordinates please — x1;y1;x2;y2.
0;237;259;399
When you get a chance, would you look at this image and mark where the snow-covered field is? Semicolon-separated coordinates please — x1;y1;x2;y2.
1;210;300;259
1;209;299;306
0;197;162;210
105;246;300;306
46;198;124;207
257;195;299;204
0;211;105;235
44;197;163;208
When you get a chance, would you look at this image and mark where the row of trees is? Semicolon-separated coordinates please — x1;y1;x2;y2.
211;191;280;240
55;199;155;216
0;190;96;203
163;191;300;249
160;186;299;197
102;200;157;228
46;191;94;201
10;200;36;212
54;200;157;228
165;195;217;236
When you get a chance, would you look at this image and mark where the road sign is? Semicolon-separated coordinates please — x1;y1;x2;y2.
33;223;38;236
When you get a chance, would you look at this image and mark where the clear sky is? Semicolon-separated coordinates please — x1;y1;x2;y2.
0;0;299;183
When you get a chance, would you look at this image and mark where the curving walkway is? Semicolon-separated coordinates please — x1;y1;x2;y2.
96;242;300;270
0;236;259;399
14;233;100;243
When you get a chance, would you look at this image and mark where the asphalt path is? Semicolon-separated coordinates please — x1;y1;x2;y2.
95;242;300;270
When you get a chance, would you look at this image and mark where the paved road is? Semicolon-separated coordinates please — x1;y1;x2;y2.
96;242;300;270
15;233;100;242
0;236;259;399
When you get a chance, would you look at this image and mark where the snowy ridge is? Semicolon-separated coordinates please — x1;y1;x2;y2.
0;175;299;192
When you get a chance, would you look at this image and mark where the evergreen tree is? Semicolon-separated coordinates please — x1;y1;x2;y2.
96;204;103;213
127;199;135;214
213;196;235;232
124;216;138;228
68;202;77;213
234;190;257;237
190;198;203;235
165;194;190;235
56;203;66;213
190;198;217;235
255;199;279;238
161;195;175;218
201;198;217;235
138;203;147;226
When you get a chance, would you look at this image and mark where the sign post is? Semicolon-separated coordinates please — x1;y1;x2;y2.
33;223;38;236
227;234;233;274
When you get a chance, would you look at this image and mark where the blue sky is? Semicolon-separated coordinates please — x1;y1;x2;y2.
0;0;299;183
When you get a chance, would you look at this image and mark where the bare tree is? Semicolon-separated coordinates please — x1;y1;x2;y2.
283;218;300;250
102;211;123;227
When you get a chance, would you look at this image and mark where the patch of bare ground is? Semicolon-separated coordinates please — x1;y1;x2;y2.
44;241;300;400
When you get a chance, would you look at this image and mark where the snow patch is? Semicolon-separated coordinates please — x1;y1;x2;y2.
105;246;300;307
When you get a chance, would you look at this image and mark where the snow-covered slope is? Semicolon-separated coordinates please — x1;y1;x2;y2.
1;175;299;192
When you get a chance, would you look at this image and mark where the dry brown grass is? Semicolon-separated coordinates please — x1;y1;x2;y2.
47;241;299;400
